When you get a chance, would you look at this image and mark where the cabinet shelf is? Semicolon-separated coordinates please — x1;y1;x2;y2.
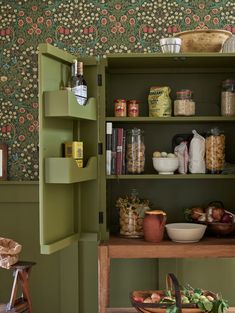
106;174;235;180
102;236;235;258
45;156;97;184
40;233;79;254
106;116;235;123
44;90;97;121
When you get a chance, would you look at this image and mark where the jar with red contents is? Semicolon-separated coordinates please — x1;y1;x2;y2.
127;100;139;117
114;99;127;117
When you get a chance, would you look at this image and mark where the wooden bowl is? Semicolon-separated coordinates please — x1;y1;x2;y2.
208;222;235;236
175;29;232;52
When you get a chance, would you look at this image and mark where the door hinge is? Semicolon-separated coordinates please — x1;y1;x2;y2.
97;74;102;86
98;142;103;155
99;212;104;224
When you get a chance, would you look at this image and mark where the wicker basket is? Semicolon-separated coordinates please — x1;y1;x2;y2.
0;237;22;269
130;273;213;313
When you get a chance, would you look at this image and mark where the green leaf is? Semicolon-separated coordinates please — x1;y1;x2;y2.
204;301;213;312
194;288;203;295
165;290;172;298
166;304;178;313
197;301;206;312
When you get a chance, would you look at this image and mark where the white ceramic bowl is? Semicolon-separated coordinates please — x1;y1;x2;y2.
153;157;179;174
165;223;207;243
160;38;182;53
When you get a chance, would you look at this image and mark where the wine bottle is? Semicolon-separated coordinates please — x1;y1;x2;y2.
71;60;87;105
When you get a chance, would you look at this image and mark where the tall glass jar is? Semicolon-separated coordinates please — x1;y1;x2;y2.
174;89;195;116
205;127;225;174
221;79;235;116
126;128;145;174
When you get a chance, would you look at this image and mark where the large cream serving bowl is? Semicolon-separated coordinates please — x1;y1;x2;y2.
175;29;232;52
165;223;207;243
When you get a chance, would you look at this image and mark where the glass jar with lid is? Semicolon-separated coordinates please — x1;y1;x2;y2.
126;128;145;174
221;79;235;116
174;89;195;116
205;127;225;174
116;189;150;238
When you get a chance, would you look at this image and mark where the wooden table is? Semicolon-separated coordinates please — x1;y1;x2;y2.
98;236;235;313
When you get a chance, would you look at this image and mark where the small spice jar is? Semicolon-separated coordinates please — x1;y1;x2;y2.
205;127;225;174
127;100;139;117
126;128;145;174
114;99;127;117
221;79;235;116
174;89;195;116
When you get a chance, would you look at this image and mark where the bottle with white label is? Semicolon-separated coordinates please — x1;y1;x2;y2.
71;60;87;105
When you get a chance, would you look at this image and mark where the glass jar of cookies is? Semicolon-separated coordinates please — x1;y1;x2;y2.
126;128;145;174
205;127;225;174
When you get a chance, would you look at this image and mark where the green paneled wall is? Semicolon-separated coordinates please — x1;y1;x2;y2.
0;183;78;313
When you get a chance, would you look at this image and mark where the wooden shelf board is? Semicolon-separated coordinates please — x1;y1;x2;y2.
106;174;235;180
107;53;235;69
100;236;235;258
106;308;235;313
45;156;97;184
105;116;235;123
44;90;97;121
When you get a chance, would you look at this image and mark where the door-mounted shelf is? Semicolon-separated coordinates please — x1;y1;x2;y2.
45;156;97;184
44;90;97;121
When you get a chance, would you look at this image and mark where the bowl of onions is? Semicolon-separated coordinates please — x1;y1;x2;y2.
184;201;235;236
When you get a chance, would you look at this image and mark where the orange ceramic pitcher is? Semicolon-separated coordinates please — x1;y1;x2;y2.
143;210;167;243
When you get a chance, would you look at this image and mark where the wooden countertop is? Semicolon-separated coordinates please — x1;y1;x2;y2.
100;236;235;258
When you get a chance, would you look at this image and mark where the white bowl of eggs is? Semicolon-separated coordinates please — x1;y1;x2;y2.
153;151;179;174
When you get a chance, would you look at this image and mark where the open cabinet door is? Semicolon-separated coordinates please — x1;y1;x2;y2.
38;43;100;255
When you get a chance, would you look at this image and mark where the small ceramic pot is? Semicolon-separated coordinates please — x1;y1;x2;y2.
143;210;167;243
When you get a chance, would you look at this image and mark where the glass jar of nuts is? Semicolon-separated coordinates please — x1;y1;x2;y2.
126;128;145;174
116;190;150;238
205;127;225;174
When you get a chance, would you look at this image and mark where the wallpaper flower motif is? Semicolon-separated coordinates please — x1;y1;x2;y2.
0;0;234;180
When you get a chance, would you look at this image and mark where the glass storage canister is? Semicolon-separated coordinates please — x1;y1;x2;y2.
174;89;195;116
116;190;150;238
221;79;235;116
126;128;145;174
114;99;127;117
205;127;225;174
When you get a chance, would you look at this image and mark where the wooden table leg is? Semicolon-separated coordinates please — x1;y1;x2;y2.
98;244;110;313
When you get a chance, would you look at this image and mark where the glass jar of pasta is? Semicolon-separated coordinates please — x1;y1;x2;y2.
221;79;235;116
126;128;145;174
205;127;225;174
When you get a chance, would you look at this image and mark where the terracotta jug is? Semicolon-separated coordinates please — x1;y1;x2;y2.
143;210;167;243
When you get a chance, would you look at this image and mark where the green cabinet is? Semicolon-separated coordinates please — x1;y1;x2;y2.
39;44;235;311
38;44;100;254
103;53;235;235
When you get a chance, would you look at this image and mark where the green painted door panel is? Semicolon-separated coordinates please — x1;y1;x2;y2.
38;43;100;254
78;233;99;313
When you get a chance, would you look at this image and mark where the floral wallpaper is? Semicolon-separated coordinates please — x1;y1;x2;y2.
0;0;234;180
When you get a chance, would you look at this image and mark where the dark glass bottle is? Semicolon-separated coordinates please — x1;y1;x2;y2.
71;60;87;105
